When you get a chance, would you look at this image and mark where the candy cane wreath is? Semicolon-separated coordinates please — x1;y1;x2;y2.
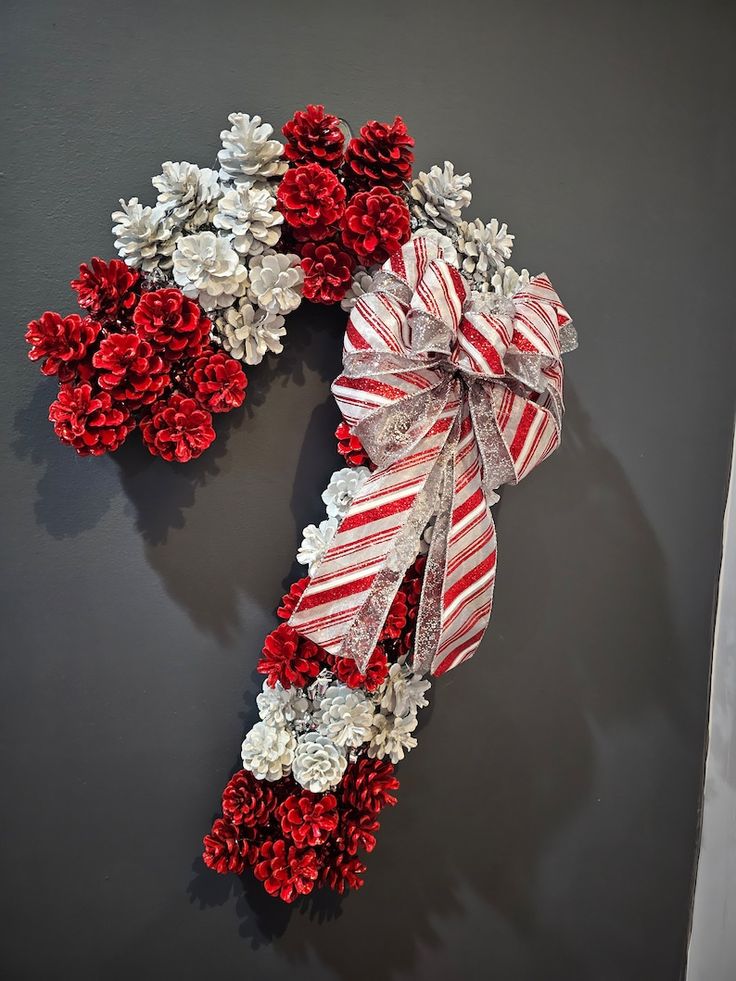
24;105;576;903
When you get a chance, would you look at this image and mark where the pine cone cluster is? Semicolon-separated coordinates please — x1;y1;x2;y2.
26;257;245;461
276;105;415;304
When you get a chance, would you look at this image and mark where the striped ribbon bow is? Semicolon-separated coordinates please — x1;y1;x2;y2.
290;235;574;676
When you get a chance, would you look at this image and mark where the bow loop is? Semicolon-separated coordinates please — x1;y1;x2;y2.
452;307;513;379
407;258;467;357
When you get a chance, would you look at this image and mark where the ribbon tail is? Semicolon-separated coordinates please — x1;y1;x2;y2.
411;449;455;675
289;395;461;672
430;406;499;676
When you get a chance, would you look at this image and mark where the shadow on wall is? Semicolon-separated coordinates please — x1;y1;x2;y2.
109;304;343;642
183;386;685;981
14;303;344;642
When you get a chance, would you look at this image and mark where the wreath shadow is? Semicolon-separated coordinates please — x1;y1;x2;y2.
184;384;686;981
111;302;345;643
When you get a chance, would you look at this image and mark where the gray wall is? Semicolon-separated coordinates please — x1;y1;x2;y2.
1;2;735;979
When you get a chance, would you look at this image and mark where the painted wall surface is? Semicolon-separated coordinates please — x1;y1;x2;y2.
1;2;735;979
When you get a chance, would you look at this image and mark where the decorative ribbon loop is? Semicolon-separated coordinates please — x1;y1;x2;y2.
290;236;573;676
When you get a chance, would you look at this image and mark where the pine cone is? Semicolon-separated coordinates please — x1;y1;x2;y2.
339;266;376;313
296;516;339;573
345;117;414;190
25;312;100;378
111;197;175;272
247;253;303;315
218;112;287;184
202;817;253;875
334;420;370;467
321;465;371;518
221;770;277;828
283;104;346;169
187;347;247;414
49;382;134;456
409;161;471;231
379;660;431;716
213;183;283;255
315;684;375;749
277;792;339;847
276;163;346;241
380;589;409;641
70;257;139;321
300;241;355;304
456;217;514;289
328;646;389;693
277;577;310;620
292;733;347;793
256;680;309;728
139;393;215;463
492;264;530;297
213;299;286;365
341;757;399;813
152;161;221;231
368;710;418;764
341;187;410;265
241;721;297;782
171;231;250;313
340;808;380;856
258;623;324;690
253;839;319;902
92;332;170;407
320;852;366;894
133;287;210;360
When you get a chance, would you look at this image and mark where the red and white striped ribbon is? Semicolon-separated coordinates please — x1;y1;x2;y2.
290;236;573;676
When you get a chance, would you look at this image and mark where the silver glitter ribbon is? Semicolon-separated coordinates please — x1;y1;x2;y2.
290;237;575;676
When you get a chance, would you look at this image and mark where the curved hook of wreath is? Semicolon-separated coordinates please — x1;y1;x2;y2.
23;105;416;463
